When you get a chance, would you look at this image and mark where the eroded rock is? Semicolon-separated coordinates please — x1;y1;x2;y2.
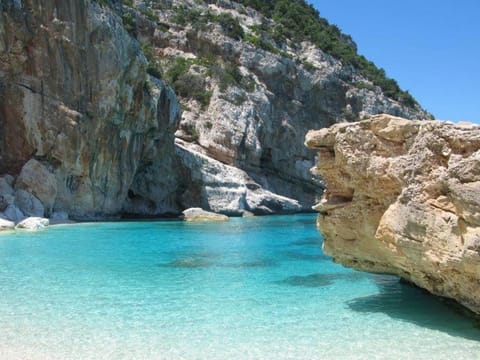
306;114;480;314
176;139;302;215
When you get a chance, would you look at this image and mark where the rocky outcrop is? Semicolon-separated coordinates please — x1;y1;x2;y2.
306;114;480;314
0;0;181;219
129;0;431;213
181;207;229;222
176;139;301;215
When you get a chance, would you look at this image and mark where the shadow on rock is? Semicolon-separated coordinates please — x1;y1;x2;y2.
347;275;480;341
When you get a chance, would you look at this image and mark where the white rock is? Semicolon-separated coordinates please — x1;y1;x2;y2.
181;208;229;222
0;217;15;231
15;217;49;230
176;140;301;215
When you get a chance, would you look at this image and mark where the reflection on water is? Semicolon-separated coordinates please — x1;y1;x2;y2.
348;275;480;341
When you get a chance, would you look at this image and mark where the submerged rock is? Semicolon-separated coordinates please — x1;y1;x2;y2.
16;217;50;230
306;114;480;314
181;208;229;222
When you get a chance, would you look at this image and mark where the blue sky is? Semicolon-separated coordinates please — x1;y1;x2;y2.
310;0;480;123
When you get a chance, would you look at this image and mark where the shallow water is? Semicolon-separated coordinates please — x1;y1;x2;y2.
0;214;478;359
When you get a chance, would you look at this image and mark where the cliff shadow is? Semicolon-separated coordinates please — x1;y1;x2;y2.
347;275;480;341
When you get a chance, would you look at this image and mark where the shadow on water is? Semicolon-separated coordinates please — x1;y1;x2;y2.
289;236;323;247
276;272;365;288
347;275;480;341
282;250;331;262
160;258;214;268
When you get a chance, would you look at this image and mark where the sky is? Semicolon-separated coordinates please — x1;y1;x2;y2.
310;0;480;123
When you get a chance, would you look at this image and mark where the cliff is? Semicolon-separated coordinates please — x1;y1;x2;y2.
144;0;431;213
0;0;430;221
0;0;182;219
306;114;480;314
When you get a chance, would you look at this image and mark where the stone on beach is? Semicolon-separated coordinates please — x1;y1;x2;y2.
15;217;50;230
0;218;15;231
181;208;229;222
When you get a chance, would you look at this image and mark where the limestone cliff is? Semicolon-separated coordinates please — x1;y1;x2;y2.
0;0;181;219
306;114;480;314
122;0;431;214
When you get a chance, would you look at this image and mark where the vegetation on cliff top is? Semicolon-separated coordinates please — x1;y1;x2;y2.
115;0;419;109
236;0;416;107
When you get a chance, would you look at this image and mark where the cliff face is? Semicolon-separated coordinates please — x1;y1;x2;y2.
0;0;181;219
306;114;480;314
0;0;431;220
143;0;431;213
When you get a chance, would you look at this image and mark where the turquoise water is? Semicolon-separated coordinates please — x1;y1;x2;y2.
0;214;479;359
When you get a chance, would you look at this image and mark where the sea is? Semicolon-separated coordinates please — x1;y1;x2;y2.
0;214;479;359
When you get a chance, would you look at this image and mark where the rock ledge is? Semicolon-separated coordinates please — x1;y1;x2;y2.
306;114;480;314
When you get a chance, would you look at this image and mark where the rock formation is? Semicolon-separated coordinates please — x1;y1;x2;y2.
0;0;430;220
0;0;181;219
306;114;480;314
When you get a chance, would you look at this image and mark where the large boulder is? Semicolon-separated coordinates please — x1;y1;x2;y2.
14;189;44;218
16;159;57;212
306;114;480;314
16;217;50;230
1;204;25;223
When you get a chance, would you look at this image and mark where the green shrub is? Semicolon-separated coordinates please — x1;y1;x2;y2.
142;8;159;23
141;43;163;78
216;13;244;40
94;0;109;7
181;123;200;141
244;34;280;55
122;12;136;34
167;60;212;109
213;61;243;92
